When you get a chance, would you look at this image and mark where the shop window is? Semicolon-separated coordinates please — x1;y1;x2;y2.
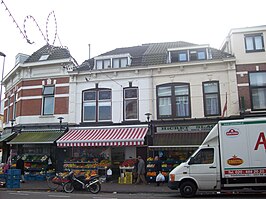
124;87;138;120
191;148;214;164
157;83;191;119
202;81;221;116
249;72;266;110
245;33;265;53
83;88;112;122
42;85;55;115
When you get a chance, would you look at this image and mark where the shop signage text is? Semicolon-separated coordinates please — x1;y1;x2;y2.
157;124;214;133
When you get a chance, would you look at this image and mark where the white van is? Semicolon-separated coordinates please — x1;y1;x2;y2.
168;118;266;197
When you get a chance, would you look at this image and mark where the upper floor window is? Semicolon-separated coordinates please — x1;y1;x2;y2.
202;81;221;116
157;83;191;119
96;59;111;69
13;92;17;119
39;54;50;61
245;34;265;53
42;86;55;115
169;48;208;63
177;51;187;62
42;85;55;115
6;96;11;123
124;87;138;120
83;89;112;122
95;56;130;70
113;57;128;68
249;72;266;111
189;49;206;61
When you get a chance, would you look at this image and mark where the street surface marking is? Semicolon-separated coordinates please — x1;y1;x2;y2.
93;197;117;199
9;192;29;196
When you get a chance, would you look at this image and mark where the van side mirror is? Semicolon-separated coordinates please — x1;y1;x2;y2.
188;157;194;165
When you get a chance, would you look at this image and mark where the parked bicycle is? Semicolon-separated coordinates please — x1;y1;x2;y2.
63;170;101;194
47;172;70;191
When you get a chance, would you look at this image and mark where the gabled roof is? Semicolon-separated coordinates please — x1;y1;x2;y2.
77;41;234;71
24;44;72;63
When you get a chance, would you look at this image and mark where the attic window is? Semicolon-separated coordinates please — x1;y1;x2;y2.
96;59;111;69
113;57;128;68
169;48;207;63
94;53;131;70
39;54;50;61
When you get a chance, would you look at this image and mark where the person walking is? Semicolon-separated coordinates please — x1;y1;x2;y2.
16;155;25;183
135;156;147;185
154;156;163;186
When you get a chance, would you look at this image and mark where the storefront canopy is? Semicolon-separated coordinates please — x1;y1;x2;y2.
7;131;64;144
57;125;148;147
152;132;209;148
0;132;15;143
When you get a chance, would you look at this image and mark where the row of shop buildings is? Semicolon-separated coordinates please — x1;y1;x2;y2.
0;25;266;174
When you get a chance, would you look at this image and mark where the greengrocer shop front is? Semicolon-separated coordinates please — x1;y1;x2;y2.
148;123;215;160
7;130;65;180
56;125;148;179
146;122;215;182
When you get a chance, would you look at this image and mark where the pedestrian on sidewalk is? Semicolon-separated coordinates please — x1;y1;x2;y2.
154;156;163;186
135;156;147;185
16;155;25;183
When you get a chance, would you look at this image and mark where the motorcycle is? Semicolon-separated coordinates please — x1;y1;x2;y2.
63;170;101;194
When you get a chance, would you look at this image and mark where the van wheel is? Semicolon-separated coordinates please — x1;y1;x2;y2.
179;181;197;198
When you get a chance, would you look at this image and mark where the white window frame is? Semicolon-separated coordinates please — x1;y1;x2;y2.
42;85;55;115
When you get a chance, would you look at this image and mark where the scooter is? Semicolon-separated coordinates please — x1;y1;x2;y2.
63;170;101;194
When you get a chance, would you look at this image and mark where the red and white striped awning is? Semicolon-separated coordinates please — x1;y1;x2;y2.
57;125;148;147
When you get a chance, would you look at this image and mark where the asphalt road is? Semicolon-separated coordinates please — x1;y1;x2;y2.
1;191;266;199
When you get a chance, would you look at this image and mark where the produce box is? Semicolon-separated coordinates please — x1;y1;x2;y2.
6;180;20;188
118;176;132;184
7;169;21;176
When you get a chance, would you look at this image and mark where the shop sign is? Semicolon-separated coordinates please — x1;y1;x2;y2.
157;124;215;133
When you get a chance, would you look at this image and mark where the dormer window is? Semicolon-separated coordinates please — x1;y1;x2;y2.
178;51;187;62
168;46;209;63
94;53;131;70
190;49;206;61
96;59;111;69
113;57;128;68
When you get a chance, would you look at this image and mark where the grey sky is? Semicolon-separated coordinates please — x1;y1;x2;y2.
0;0;265;76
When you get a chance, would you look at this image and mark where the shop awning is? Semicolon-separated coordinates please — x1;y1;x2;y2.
7;131;64;144
0;132;15;142
148;145;199;151
153;132;209;147
57;125;148;147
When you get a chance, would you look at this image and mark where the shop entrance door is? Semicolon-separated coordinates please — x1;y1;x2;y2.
56;148;66;172
111;147;125;176
136;146;147;162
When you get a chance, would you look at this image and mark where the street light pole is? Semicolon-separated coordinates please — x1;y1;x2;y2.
57;116;64;131
145;112;152;157
10;119;15;133
0;52;6;114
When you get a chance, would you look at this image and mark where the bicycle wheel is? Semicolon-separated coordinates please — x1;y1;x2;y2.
63;182;74;193
87;182;101;194
47;175;60;191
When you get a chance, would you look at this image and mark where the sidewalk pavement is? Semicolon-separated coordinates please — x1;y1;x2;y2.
1;180;178;194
